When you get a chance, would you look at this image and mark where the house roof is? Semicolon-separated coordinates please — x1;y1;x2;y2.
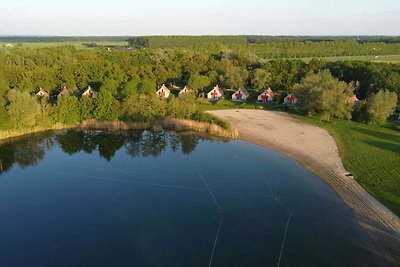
179;86;191;94
350;95;360;103
36;87;49;96
213;85;224;94
83;86;96;95
58;86;70;96
158;84;170;93
237;87;249;96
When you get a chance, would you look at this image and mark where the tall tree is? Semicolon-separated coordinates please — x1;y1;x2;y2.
251;69;271;91
222;66;249;88
94;90;121;121
187;74;211;92
293;70;355;121
6;90;41;128
366;90;398;124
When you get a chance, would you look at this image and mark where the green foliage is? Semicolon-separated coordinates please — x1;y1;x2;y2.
251;69;271;91
123;95;167;122
0;75;10;129
6;90;41;128
366;91;398;125
222;66;249;88
120;80;139;99
79;96;95;120
137;79;157;96
53;96;80;124
94;90;121;121
101;79;120;97
188;74;211;92
166;93;197;119
190;111;231;130
293;70;354;121
128;36;247;48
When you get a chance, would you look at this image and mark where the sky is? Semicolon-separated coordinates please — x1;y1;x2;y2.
1;0;399;36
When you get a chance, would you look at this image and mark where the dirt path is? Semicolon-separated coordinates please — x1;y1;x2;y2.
210;109;400;264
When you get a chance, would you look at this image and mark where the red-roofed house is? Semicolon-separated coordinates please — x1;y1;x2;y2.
207;85;224;101
156;84;171;99
35;87;49;98
349;95;360;106
284;94;297;105
232;87;249;101
82;86;97;99
178;86;192;98
257;88;275;102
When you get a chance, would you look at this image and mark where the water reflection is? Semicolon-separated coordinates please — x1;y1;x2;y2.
0;130;226;175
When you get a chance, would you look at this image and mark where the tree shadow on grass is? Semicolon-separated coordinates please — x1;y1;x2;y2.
351;127;400;142
364;140;400;155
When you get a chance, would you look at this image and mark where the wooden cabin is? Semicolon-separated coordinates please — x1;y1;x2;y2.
283;94;297;105
156;84;171;99
232;87;249;101
207;85;224;101
35;87;49;98
82;86;97;99
257;88;275;102
57;86;71;99
178;86;192;98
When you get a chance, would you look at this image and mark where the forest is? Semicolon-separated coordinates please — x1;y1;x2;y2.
0;44;399;131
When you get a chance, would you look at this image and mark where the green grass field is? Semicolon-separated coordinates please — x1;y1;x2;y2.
299;55;400;64
0;41;128;50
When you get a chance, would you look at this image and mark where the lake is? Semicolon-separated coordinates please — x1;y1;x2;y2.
0;130;386;266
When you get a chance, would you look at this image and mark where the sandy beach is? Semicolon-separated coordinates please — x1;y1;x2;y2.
210;109;400;263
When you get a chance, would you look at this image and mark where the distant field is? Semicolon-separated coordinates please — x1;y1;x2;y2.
0;41;128;50
299;55;400;64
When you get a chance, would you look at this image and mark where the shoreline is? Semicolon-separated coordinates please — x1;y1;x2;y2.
0;118;238;144
209;109;400;264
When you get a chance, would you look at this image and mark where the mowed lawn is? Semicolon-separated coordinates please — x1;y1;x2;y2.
295;115;400;216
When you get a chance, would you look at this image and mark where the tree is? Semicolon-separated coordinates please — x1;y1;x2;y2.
222;66;249;88
53;96;80;124
137;79;157;96
123;95;167;122
100;79;120;97
0;75;10;129
251;69;271;91
93;90;121;121
366;90;398;124
293;70;354;121
187;74;211;92
79;96;95;120
120;80;139;99
6;90;41;128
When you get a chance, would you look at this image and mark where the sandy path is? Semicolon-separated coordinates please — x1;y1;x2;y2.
210;109;400;263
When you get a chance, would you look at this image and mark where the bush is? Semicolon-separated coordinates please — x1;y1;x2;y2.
366;90;398;125
6;90;41;128
52;96;80;124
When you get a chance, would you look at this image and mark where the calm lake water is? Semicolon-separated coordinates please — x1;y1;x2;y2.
0;130;386;266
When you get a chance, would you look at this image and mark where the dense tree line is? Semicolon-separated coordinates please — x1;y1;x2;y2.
126;36;400;58
128;36;248;48
0;46;398;130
